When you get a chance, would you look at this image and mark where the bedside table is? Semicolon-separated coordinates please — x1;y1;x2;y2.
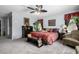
59;33;65;40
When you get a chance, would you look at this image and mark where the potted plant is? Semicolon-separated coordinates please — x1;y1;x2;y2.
72;16;79;30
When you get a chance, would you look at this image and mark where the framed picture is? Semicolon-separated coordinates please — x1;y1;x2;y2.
48;19;56;26
24;17;29;26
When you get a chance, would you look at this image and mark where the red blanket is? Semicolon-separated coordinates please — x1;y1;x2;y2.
30;32;58;44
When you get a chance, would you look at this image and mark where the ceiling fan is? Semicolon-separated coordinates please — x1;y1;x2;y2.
27;5;47;14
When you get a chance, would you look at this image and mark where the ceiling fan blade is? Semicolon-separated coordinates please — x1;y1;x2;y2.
40;10;47;12
27;7;35;10
30;11;35;13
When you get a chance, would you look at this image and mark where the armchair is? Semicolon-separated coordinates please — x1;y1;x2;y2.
62;30;79;47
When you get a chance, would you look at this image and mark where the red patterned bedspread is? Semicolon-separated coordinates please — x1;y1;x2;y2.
30;32;58;44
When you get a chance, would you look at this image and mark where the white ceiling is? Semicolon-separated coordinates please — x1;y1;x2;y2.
0;5;79;17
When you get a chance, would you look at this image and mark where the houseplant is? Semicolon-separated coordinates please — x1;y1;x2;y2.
72;16;79;30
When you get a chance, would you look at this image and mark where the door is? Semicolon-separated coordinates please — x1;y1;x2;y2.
24;17;30;26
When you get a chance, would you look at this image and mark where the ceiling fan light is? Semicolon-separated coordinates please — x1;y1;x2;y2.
35;11;41;15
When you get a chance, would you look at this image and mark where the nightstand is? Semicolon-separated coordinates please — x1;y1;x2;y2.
59;33;65;40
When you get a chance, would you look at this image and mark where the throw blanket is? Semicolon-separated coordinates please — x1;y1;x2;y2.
30;32;58;44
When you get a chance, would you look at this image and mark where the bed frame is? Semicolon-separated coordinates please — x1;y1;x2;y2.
27;34;43;48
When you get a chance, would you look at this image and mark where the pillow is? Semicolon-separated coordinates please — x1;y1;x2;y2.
48;29;53;32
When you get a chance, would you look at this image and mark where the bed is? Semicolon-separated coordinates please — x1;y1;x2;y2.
27;31;58;47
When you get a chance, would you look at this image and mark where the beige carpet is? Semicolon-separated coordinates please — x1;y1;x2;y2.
0;36;76;54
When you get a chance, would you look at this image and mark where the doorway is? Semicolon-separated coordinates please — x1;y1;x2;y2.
1;12;12;39
24;17;30;26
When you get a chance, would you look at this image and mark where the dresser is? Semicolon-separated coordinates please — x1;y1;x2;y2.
22;26;33;38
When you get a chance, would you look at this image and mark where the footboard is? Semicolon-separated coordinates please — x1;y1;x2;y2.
27;34;43;47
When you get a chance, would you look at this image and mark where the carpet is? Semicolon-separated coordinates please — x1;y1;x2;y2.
0;37;76;54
